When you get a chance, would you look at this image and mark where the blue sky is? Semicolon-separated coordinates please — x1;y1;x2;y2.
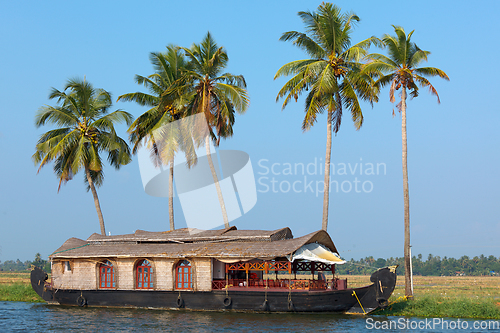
1;1;499;262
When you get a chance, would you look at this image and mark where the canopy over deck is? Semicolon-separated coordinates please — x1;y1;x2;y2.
289;243;345;265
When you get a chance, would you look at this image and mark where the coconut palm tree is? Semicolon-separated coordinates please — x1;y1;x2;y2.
177;32;249;228
275;3;379;231
118;46;192;231
363;26;449;297
33;78;133;235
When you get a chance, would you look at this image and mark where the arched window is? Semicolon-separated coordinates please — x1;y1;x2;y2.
136;259;153;289
175;260;192;290
99;260;115;289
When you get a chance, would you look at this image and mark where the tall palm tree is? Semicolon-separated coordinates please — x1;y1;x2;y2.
118;46;192;231
275;3;379;231
33;78;133;235
178;32;249;228
363;26;449;297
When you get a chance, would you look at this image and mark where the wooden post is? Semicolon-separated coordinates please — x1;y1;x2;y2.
264;261;269;287
225;263;228;288
245;263;249;288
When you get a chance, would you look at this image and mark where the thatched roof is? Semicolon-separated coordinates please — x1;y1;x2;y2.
85;226;293;244
49;227;338;261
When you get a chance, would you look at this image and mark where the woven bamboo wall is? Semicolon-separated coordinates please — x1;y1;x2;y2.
51;257;212;291
52;260;96;290
194;258;212;291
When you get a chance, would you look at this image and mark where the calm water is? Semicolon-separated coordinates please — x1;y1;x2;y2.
0;302;497;332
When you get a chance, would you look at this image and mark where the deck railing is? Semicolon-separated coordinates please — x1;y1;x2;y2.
212;278;347;291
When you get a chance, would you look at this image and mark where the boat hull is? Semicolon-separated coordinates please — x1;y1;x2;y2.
31;266;397;314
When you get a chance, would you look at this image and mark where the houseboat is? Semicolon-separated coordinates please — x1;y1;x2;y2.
31;226;397;314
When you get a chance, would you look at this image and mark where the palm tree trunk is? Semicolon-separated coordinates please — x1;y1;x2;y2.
205;136;229;228
85;166;106;236
169;158;175;231
401;87;412;297
322;108;333;231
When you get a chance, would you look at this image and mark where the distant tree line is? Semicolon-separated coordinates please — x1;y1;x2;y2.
0;253;51;273
336;254;500;276
2;253;499;277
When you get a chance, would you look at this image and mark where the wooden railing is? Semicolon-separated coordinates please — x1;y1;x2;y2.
217;260;345;291
212;280;227;290
212;278;347;291
289;279;326;290
226;261;292;273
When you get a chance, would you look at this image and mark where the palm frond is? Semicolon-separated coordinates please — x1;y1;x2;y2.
373;74;395;90
84;168;104;191
280;31;325;58
302;87;326;131
302;65;336;131
117;91;159;106
340;79;363;130
414;67;449;80
274;59;320;79
34;105;79;128
408;48;430;68
92;110;133;130
214;82;250;114
216;73;247;88
106;135;132;168
414;75;442;103
34;77;131;189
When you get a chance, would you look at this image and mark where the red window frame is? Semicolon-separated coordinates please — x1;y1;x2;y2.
99;260;115;289
176;260;192;290
136;259;153;289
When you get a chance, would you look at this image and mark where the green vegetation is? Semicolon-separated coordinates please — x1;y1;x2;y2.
118;46;192;231
0;253;51;273
120;32;250;229
0;283;43;303
375;296;500;319
344;274;500;319
0;272;43;302
33;78;133;235
275;3;379;232
178;32;249;228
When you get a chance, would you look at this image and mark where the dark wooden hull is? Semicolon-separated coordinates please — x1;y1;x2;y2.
31;266;397;314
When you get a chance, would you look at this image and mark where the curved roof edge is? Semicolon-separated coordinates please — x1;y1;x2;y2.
49;229;338;260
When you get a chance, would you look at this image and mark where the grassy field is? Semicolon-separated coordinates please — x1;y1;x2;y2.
0;271;44;302
1;272;499;318
338;274;500;319
0;271;32;285
338;274;500;300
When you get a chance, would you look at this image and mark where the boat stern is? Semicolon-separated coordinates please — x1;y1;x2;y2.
346;265;398;314
30;266;54;303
